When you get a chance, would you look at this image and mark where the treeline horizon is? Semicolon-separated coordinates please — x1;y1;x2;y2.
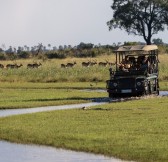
0;41;168;60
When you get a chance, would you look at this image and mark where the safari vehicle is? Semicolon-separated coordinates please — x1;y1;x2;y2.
106;45;159;97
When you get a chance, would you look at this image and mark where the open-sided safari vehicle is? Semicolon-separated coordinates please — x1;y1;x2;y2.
106;45;159;97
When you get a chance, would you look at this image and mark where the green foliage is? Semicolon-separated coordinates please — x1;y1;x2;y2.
123;41;140;46
77;42;94;50
45;52;66;59
0;53;6;60
18;51;30;59
107;0;168;45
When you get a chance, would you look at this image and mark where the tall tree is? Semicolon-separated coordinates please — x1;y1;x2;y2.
107;0;168;45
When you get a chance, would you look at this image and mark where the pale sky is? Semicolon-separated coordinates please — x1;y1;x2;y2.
0;0;168;48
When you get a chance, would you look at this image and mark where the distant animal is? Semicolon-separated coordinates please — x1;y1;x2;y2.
90;60;97;66
61;63;67;68
81;106;87;110
33;62;42;68
98;60;109;67
27;63;34;68
15;63;23;68
6;64;16;69
90;84;93;87
81;61;91;67
66;61;76;68
0;64;4;69
27;62;42;68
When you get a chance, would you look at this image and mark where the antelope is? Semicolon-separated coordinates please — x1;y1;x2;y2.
27;62;42;68
66;61;76;68
81;61;91;67
27;63;34;68
90;60;97;66
33;62;42;68
61;63;67;68
15;63;23;68
98;60;109;67
6;64;16;69
0;64;4;69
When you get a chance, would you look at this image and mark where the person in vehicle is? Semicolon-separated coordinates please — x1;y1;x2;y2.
118;56;131;71
140;56;149;71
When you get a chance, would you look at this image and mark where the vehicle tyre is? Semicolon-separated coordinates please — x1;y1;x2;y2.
157;89;159;95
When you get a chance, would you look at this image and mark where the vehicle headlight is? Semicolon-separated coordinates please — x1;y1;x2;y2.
137;82;141;86
113;82;118;87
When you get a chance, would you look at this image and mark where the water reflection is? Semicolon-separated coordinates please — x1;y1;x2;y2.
0;141;124;162
160;91;168;96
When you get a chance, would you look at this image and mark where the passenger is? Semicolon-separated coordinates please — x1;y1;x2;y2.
128;56;136;70
140;56;149;71
118;56;131;71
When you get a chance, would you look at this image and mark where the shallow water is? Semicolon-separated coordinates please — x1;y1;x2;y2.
0;102;106;118
0;141;124;162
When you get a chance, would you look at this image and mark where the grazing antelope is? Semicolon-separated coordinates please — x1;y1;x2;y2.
0;64;4;69
81;61;91;67
61;63;67;68
98;60;109;67
6;64;16;69
27;63;34;68
66;61;76;68
27;62;42;68
15;63;23;68
33;62;42;68
90;60;97;66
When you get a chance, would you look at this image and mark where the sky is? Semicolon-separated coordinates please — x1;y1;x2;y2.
0;0;168;49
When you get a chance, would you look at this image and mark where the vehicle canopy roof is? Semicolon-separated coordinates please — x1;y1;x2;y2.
115;45;158;52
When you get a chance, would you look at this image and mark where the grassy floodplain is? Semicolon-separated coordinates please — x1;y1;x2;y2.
0;53;167;82
0;82;106;109
0;95;168;162
0;53;168;161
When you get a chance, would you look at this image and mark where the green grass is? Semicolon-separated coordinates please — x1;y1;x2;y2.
0;96;168;162
0;81;167;109
0;82;107;109
0;82;168;161
0;54;168;82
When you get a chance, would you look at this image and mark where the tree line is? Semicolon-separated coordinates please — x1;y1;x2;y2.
0;41;168;60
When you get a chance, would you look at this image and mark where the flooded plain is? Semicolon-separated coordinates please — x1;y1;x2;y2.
0;91;167;162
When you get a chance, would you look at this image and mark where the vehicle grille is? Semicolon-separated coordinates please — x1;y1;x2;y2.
118;78;135;89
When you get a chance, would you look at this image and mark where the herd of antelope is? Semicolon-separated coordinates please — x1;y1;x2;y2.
0;59;115;69
61;60;115;68
0;62;42;69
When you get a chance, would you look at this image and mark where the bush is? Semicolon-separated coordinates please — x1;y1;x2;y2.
18;51;30;59
45;52;66;59
0;53;6;60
